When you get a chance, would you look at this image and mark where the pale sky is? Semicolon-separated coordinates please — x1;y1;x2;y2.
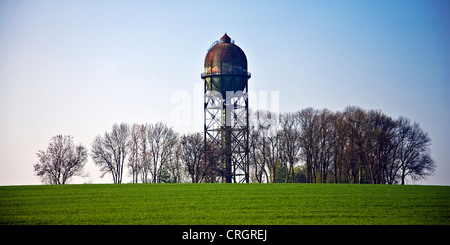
0;0;449;185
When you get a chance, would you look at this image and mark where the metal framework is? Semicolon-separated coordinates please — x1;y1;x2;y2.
204;82;250;183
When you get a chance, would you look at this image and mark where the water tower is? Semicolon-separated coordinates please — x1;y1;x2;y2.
201;33;251;183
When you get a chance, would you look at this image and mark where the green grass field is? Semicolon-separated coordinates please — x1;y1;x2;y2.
0;183;449;225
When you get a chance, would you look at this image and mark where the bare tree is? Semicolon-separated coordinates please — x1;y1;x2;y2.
91;123;130;184
395;117;435;184
296;108;319;183
342;106;370;184
205;137;225;182
249;124;262;182
249;110;277;183
331;111;347;183
147;122;178;183
127;124;142;183
316;109;334;183
266;132;281;183
180;132;206;183
165;141;185;183
34;135;87;185
364;110;397;184
279;112;302;182
138;124;151;183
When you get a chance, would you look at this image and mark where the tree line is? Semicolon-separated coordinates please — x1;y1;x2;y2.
250;106;435;184
34;106;435;185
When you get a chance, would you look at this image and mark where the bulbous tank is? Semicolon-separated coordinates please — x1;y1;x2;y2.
202;34;250;96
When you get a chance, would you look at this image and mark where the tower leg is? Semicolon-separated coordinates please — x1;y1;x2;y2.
224;126;232;183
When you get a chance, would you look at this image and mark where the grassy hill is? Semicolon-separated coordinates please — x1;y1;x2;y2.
1;183;449;225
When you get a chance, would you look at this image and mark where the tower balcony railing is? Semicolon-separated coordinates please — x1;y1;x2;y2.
201;70;251;79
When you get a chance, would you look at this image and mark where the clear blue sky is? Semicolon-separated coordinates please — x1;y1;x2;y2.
0;0;449;185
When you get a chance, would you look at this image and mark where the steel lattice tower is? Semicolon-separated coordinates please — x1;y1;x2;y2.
201;34;250;183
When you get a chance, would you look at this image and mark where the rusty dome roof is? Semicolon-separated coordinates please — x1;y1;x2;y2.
203;33;248;75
